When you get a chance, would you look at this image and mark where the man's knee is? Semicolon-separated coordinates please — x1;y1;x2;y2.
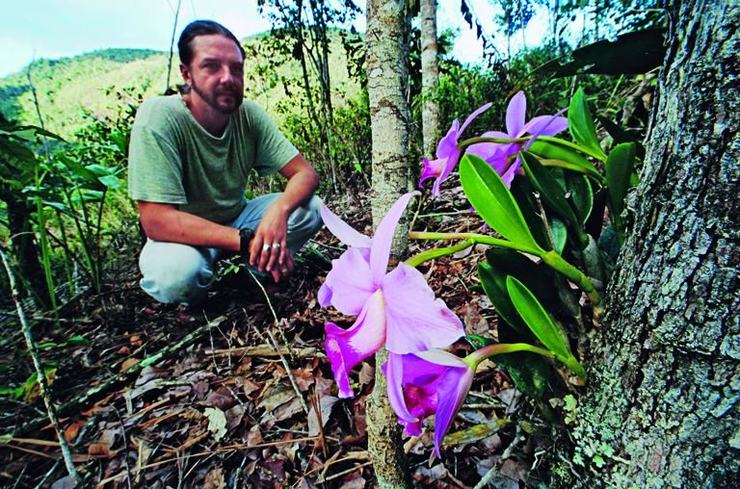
139;241;213;304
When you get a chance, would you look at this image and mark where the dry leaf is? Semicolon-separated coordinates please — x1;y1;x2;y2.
358;363;374;386
307;395;339;436
204;407;227;441
246;424;263;447
204;386;236;410
203;466;226;489
120;357;140;371
258;384;295;412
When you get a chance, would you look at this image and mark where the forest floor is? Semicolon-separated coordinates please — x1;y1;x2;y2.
0;191;564;488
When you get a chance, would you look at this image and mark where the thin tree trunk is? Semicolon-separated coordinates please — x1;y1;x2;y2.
365;0;412;487
567;2;739;487
420;0;440;157
165;0;181;93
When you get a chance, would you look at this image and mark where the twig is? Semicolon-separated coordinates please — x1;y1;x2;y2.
205;345;322;358
316;461;373;483
33;459;61;489
113;406;133;489
247;270;310;415
0;247;81;485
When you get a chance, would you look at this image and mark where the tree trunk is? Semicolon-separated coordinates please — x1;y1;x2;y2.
365;0;411;487
420;0;440;158
569;2;739;487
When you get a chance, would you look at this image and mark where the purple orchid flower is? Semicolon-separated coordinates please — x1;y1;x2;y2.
419;102;493;197
468;91;568;187
383;349;474;458
318;192;465;398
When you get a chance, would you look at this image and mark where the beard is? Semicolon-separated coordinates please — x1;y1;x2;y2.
191;78;243;115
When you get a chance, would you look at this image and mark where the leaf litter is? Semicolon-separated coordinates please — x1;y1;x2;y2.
0;192;562;487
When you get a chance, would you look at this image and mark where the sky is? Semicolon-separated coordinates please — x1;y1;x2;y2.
0;0;551;78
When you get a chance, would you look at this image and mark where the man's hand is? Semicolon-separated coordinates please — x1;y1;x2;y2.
249;202;289;276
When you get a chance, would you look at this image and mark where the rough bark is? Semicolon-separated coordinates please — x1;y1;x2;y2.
367;0;411;244
420;0;440;157
365;0;412;487
569;2;739;487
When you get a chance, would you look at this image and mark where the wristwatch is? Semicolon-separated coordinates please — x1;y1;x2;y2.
239;228;255;256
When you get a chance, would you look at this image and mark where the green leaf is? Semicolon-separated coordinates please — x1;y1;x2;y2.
529;139;602;181
548;216;568;255
541;28;666;76
97;175;120;189
568;88;606;161
465;334;495;350
506;276;586;379
605;142;637;235
459;154;543;254
510;177;552;251
478;261;529;338
495;352;551;398
521;152;581;232
566;172;594;224
484;248;568;321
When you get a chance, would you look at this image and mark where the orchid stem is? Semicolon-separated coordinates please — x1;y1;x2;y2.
466;342;554;371
409;231;602;314
404;239;475;267
409;231;541;256
459;136;529;150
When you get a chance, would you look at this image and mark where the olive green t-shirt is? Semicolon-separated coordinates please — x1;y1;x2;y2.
127;95;298;223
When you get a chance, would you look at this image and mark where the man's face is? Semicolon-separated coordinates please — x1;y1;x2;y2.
182;34;245;115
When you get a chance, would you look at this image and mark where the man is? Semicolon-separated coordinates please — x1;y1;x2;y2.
128;20;322;305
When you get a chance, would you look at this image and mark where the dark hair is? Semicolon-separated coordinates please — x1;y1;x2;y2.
177;20;245;66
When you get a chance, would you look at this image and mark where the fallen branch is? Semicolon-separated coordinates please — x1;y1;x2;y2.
0;247;82;485
18;315;228;436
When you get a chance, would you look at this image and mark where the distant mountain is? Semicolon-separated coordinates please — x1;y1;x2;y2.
0;36;359;138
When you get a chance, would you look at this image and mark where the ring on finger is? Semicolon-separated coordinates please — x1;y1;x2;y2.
272;243;281;249
262;243;271;252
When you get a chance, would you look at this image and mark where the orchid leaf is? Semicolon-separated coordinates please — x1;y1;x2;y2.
465;334;495;349
495;352;550;398
484;248;565;321
506;276;586;379
566;172;594;225
568;88;607;161
548;216;568;255
528;139;602;181
478;261;529;337
460;154;543;254
521;152;581;232
510;177;552;250
605;142;637;237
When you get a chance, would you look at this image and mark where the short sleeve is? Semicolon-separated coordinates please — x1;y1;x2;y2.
128;111;187;205
246;101;299;176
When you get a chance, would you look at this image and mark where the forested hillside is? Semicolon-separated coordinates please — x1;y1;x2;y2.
0;33;359;138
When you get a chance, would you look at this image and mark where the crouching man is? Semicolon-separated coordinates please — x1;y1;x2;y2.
127;20;322;305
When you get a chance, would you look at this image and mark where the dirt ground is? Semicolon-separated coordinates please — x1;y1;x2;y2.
0;192;565;488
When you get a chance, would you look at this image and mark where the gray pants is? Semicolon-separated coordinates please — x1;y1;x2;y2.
138;193;322;305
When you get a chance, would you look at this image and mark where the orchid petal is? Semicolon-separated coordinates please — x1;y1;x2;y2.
324;291;386;398
320;204;372;249
521;114;568;138
319;247;374;315
432;364;474;458
506;91;527;137
500;156;522;188
369;192;419;284
383;353;418;422
459;102;493;135
419;157;446;188
381;263;464;354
